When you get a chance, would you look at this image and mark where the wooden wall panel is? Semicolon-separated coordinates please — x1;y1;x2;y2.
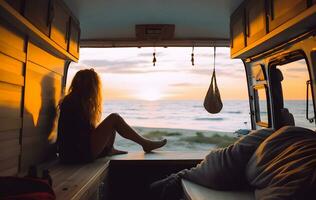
245;0;267;45
0;69;24;86
0;22;26;62
0;83;23;115
0;129;20;141
50;0;69;50
24;0;51;35
0;53;24;74
0;21;25;53
4;0;24;14
68;18;80;58
28;43;65;75
21;43;64;171
231;5;246;55
0;156;19;176
268;0;307;31
0;22;25;176
0;5;69;175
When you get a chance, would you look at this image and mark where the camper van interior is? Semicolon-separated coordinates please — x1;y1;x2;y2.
1;0;316;199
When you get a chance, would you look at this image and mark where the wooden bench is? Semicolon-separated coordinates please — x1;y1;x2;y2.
39;151;208;200
39;158;110;200
182;179;255;200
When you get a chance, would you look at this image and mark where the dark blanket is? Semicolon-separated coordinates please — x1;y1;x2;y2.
177;128;273;190
150;129;273;200
151;126;316;200
246;126;316;200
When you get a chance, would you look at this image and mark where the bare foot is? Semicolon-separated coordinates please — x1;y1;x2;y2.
108;148;128;156
142;139;167;153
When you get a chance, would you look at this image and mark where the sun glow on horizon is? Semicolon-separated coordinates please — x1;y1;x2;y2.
137;88;163;101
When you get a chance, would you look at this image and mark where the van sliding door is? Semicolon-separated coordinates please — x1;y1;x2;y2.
248;64;271;129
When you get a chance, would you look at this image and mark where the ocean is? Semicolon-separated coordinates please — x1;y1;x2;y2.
101;100;316;151
102;100;315;132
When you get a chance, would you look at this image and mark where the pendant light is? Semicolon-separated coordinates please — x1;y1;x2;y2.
191;46;195;66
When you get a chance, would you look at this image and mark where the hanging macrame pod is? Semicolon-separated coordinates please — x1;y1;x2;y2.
203;69;223;113
203;47;223;114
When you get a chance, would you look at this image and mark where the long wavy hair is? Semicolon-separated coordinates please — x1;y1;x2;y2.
64;69;102;127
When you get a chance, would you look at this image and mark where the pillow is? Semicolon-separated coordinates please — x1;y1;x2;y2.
246;126;316;200
177;128;273;190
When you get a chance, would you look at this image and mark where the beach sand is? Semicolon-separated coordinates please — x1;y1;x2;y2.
114;126;238;152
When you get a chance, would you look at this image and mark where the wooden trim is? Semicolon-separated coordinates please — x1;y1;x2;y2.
232;4;316;59
0;1;78;62
256;121;269;127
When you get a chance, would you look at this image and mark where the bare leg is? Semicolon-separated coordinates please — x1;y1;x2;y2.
109;114;167;152
97;128;127;158
90;113;167;158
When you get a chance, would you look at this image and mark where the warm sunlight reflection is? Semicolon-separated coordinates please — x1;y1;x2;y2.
138;88;163;101
25;78;42;126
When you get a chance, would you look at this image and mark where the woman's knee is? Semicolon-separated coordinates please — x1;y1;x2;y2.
108;113;122;123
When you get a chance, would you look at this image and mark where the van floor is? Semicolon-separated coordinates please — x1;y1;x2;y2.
106;151;207;200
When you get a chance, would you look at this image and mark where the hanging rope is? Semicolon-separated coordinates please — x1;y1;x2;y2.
213;46;216;71
191;46;195;66
203;45;223;114
153;47;156;66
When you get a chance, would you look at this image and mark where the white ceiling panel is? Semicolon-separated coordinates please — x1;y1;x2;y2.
63;0;243;46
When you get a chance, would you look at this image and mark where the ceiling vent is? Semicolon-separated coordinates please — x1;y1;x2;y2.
135;24;175;40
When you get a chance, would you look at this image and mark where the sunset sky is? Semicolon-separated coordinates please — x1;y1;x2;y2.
67;47;309;101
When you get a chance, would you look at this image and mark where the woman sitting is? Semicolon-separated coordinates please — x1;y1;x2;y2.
57;69;167;163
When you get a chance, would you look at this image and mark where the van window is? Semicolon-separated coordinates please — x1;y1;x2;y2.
273;58;315;130
251;64;270;128
67;47;250;151
254;85;269;128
